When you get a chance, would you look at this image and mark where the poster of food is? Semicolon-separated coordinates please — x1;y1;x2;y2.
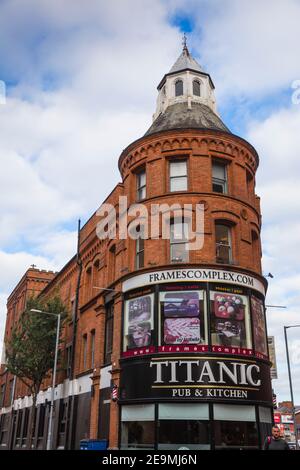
164;317;200;344
214;293;245;320
211;292;247;348
124;294;154;350
251;296;268;356
161;291;201;317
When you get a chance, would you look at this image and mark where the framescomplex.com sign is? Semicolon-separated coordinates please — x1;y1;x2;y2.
122;268;266;295
120;356;272;404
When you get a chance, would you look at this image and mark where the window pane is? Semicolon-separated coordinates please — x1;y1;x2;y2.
170;221;189;242
138;171;146;188
170;243;189;262
158;420;210;450
210;290;252;349
214;404;256;422
214;420;258;449
170;161;187;177
216;224;229;244
159;404;209;420
213;182;226;194
193;80;201;96
213;162;226;180
170;177;187;192
216;224;231;263
175;80;183;96
122;405;154;421
137;186;146;200
121;421;155;449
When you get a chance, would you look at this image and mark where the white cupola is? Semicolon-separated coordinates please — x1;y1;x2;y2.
153;37;218;121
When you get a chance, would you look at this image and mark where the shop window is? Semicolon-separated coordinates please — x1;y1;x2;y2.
104;303;114;364
123;294;154;351
215;223;232;264
37;404;46;448
193;79;201;97
158;403;210;450
170;219;189;263
212;161;227;194
213;404;258;449
0;413;9;445
135;226;145;269
136;169;146;201
159;290;207;346
15;409;23;447
210;289;252;350
57;401;68;448
175;79;183;97
21;408;29;447
169;160;187;192
121;405;155;450
251;296;268;356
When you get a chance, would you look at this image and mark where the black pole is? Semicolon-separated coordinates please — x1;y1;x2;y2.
284;326;298;450
66;219;82;449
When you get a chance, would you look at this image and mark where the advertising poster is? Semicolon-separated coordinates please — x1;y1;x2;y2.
211;292;248;348
160;291;204;345
268;336;278;379
124;294;154;350
164;318;200;344
251;296;268;356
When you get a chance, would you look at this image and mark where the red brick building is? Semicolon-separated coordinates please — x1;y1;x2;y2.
0;44;273;450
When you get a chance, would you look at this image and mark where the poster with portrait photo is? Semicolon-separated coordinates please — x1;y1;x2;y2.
210;291;251;349
251;296;268;356
124;294;154;351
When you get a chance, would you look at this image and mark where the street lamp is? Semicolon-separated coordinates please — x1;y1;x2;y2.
284;324;300;450
30;308;61;451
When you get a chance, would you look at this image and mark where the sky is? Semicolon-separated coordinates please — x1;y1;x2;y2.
0;0;300;404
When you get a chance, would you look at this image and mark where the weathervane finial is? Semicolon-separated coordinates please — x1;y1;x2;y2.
182;33;188;51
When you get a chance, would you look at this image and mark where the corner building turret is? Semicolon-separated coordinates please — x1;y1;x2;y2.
117;44;272;450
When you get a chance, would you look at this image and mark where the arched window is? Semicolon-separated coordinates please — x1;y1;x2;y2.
193;79;201;96
215;223;232;264
85;266;92;301
175;79;183;97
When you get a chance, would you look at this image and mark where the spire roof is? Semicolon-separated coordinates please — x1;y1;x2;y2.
168;35;203;75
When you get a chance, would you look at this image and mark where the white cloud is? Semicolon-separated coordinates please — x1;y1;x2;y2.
170;0;300;100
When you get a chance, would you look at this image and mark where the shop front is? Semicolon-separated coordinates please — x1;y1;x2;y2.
118;268;273;450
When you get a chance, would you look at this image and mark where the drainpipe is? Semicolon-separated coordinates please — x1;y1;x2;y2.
66;219;82;449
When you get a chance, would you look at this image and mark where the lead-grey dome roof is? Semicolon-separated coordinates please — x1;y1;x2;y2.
145;102;231;137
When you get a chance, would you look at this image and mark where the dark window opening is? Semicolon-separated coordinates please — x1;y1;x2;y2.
104;303;114;365
212;161;227;194
215;224;232;264
175;80;183;96
193;80;201;96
